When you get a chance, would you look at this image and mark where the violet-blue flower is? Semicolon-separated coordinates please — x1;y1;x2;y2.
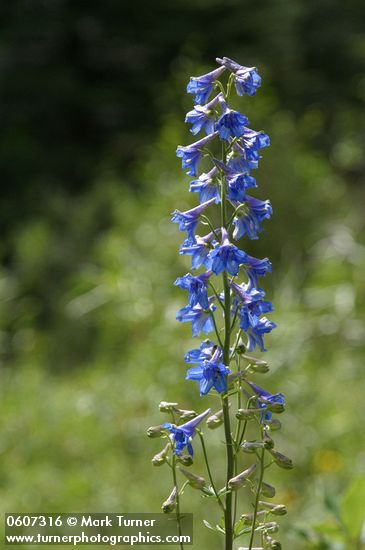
184;339;217;364
179;233;215;269
176;132;217;176
217;109;249;141
174;271;212;309
208;228;248;276
185;94;222;136
162;408;211;455
189;167;220;204
171;198;216;244
186;348;230;395
187;66;226;105
216;57;261;96
176;301;216;337
245;254;272;288
232;195;272;240
246;381;285;422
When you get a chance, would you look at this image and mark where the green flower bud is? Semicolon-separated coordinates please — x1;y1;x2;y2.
206;409;224;429
240;510;265;524
161;487;177;513
268;418;281;431
236;407;263;420
265;535;282;549
243;354;270;373
259;501;287;516
147;425;164;438
269;449;294;470
263;400;285;414
177;454;194;466
159;401;178;413
176;409;198;421
241;440;264;453
263;432;275;450
151;444;170;466
263;521;279;533
228;463;257;490
178;467;206;490
260;481;276;498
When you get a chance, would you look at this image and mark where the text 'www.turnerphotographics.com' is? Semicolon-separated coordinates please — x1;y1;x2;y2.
5;513;193;545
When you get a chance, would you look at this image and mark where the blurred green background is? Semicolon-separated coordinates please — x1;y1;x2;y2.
1;1;365;548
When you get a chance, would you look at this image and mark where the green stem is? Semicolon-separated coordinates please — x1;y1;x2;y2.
210;312;224;348
198;431;225;511
248;435;265;550
172;453;185;550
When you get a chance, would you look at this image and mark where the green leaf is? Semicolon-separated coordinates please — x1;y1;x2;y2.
340;477;365;539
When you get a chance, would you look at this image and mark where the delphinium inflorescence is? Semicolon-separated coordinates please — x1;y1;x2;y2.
148;57;293;550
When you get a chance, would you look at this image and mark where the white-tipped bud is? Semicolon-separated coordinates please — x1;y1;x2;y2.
228;463;257;490
269;449;294;470
177;454;193;466
178;467;206;490
265;535;282;549
240;510;266;524
159;401;178;413
151;444;170;466
206;409;224;429
236;407;262;420
260;481;276;498
263;521;279;533
268;418;281;431
243;354;270;373
241;440;264;453
147;425;164;438
161;487;177;513
176;409;198;421
259;501;287;516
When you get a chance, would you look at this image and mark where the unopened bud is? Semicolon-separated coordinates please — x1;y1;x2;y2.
263;432;274;450
240;510;265;524
159;401;178;413
259;501;287;516
178;467;206;490
266;535;282;549
236;408;262;420
263;521;279;533
243;354;269;373
151;444;170;466
228;463;257;490
206;409;224;429
161;487;177;513
260;481;276;498
147;425;163;438
177;454;193;466
262;400;285;414
241;440;264;453
268;418;281;431
269;449;293;470
176;409;198;421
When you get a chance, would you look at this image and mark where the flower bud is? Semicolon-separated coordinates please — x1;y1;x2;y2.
206;409;224;429
228;463;257;490
259;501;287;516
269;449;293;470
268;418;281;431
243;354;270;373
260;481;276;498
177;454;193;466
147;425;164;438
159;401;178;413
241;440;264;453
177;409;198;421
262;400;285;414
263;432;274;450
178;467;206;490
236;408;262;420
265;535;282;549
161;487;177;513
263;521;279;533
240;510;265;524
151;444;170;466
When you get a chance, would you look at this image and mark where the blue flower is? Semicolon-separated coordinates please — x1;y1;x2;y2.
217;109;249;140
186;347;230;395
245;254;272;288
208;228;248;276
245;381;285;422
162;408;211;455
176;301;216;337
189;167;220;204
185;94;222;135
174;271;212;309
187;66;226;104
244;314;276;352
227;142;259;173
227;173;257;202
242;128;270;151
232;195;272;240
171;198;216;244
216;57;261;96
179;233;215;269
184;339;217;364
176;132;217;176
